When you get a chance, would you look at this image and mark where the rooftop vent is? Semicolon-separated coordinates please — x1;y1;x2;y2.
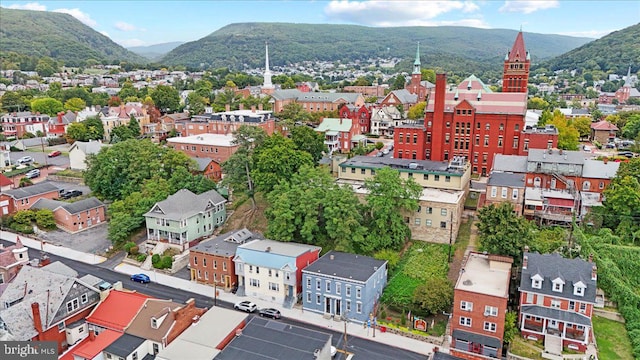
408;162;418;170
463;279;473;286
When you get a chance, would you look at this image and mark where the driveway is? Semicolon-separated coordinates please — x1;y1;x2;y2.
40;223;112;255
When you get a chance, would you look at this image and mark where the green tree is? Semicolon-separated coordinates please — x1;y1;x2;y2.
31;97;63;116
359;167;422;254
64;97;86;112
407;101;426;120
571;116;592;139
503;311;519;344
278;103;313;124
118;81;138;100
413;277;453;315
602;174;640;235
213;88;242;112
391;75;406;90
186;91;207;115
84;116;105;141
530;227;566;254
35;57;59;77
128;115;141;138
537;109;553;126
421;69;436;84
550;111;580;150
110;125;133;143
622;114;640;140
477;203;533;263
1;91;27;112
150;85;180;113
65;122;88;142
252;134;314;193
35;209;56;229
527;96;549;110
290;125;325;162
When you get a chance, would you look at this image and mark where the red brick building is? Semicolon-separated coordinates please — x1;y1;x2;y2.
314;117;365;153
0;181;60;215
189;228;261;290
405;42;434;101
394;32;557;176
31;197;106;233
176;106;276;136
166;133;238;164
339;104;372;134
450;252;513;359
519;250;597;353
192;157;223;182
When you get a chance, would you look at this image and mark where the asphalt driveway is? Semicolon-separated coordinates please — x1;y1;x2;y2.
40;223;112;255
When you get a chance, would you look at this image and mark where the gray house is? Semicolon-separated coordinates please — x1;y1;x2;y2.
144;189;226;252
301;251;387;324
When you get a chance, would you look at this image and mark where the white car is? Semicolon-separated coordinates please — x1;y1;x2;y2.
17;156;34;164
234;300;257;313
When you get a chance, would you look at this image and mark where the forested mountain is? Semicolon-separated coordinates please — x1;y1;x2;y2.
161;23;592;74
127;42;184;61
540;23;640;74
0;7;146;66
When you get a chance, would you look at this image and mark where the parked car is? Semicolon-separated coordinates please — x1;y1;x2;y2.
618;151;636;158
234;300;257;313
98;281;113;291
258;308;281;319
331;346;337;358
24;169;40;179
16;156;34;164
48;150;61;157
60;190;83;199
130;273;150;283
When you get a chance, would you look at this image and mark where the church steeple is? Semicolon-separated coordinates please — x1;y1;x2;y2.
262;42;274;92
412;42;421;75
624;65;632;87
502;30;530;93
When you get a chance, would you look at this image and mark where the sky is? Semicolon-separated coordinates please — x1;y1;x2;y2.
3;1;639;48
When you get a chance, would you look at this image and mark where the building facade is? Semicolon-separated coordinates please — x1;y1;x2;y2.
178;106;276;136
301;251;387;324
31;197;106;233
166;133;238;164
0;181;60;215
315;118;365;153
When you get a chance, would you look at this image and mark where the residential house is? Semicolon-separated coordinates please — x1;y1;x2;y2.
315;117;365;153
270;89;365;114
189;228;261;290
343;85;387;97
143;112;189;142
0;237;29;289
178;106;275;136
233;239;321;308
0;181;61;215
31;197;106;233
0;173;13;192
45;111;76;138
339;104;372;134
214;316;334;360
0;262;101;354
156;307;247;360
69;141;109;171
86;290;151;334
369;106;408;137
482;172;525;215
0;111;50;138
379;89;418;112
166;133;238;164
302;251;387;324
590;120;618;144
450;252;513;359
125;298;206;355
58;329;123;360
519;250;597;354
191;157;222;182
101;103;149;141
100;333;147;360
144;189;227;252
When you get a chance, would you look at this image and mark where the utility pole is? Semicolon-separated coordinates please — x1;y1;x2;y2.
341;314;348;354
214;281;218;306
448;210;454;263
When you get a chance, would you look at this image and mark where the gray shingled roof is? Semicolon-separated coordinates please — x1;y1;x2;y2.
527;149;586;165
191;157;214;172
452;329;501;348
581;159;620;179
31;197;104;215
2;182;60;199
520;252;597;303
389;89;418;104
144;189;226;221
104;333;146;358
521;305;592;326
302;251;386;283
190;228;262;257
340;155;466;175
215;317;331;360
487;172;525;188
71;140;108;155
492;154;527;173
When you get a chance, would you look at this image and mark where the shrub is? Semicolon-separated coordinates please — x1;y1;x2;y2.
35;209;56;229
136;254;147;262
160;256;173;269
151;253;160;265
123;241;136;254
129;245;139;255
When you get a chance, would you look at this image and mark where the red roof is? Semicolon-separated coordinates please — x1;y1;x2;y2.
62;329;122;360
0;173;12;187
508;31;527;62
86;290;152;331
548;198;574;207
590;120;618;131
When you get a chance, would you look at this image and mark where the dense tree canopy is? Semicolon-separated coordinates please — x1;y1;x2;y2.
251;134;314;193
290;125;325;162
477;202;534;262
150;85;180;113
31;97;63;116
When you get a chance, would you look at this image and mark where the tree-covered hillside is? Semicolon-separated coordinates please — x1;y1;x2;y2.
0;8;147;66
540;23;640;74
161;22;592;73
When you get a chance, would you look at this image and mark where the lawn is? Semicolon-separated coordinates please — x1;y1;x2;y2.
508;337;544;360
592;315;634;360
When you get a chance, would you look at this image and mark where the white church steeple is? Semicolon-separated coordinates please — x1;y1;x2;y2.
262;42;274;91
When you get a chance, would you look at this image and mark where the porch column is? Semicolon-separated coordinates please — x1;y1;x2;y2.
542;319;547;334
562;322;567;339
520;314;526;331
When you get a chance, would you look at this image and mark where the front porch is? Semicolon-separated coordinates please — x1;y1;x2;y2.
520;308;590;353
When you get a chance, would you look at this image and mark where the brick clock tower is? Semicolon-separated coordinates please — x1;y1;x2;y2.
502;31;530;93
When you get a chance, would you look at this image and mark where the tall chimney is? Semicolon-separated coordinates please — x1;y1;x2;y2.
225;104;231;112
89;328;96;341
588;253;593;263
591;265;597;281
258;103;263;111
522;255;528;270
251;105;256;113
31;303;43;339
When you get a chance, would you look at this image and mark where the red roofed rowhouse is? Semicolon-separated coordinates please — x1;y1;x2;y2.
86;290;152;333
590;120;618;144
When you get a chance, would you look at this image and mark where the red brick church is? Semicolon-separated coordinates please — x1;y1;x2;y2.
393;31;558;176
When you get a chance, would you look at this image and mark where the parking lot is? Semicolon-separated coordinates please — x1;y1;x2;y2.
39;222;112;255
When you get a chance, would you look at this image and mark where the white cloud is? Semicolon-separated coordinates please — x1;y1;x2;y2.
116;38;146;47
115;21;137;32
99;30;110;38
6;2;46;11
556;29;614;39
499;1;558;14
324;0;482;27
52;8;97;27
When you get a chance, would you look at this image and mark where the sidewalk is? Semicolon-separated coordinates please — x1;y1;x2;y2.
0;230;107;265
114;263;441;357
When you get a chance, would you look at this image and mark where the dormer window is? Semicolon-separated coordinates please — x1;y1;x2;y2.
531;274;543;289
151;318;158;329
573;281;586;297
552;277;565;293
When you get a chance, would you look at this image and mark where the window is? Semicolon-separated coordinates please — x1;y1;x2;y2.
361;168;365;174
574;285;585;296
551;300;561;308
425;219;432;227
524;140;529;150
356;287;362;299
398;133;403;143
484;322;497;332
269;282;279;291
434;175;440;181
306;292;311;303
427;207;433;214
441;208;447;216
202;258;207;267
501;188;508;198
356;302;362;314
414;218;421;225
249;265;253;273
204;272;208;280
346;300;351;312
316;294;321;304
484;135;489;147
599;182;604;189
307;278;311;289
498;136;503;147
66;298;79;313
491;186;497;198
132;352;138;360
445;176;451;183
81;293;88;304
413;134;418;144
316;279;321;290
512;189;519;199
532;277;542;289
346;285;351;297
256;266;260;274
268;269;272;277
222;262;227;271
485;123;490;130
326;281;331;292
579;303;587;313
58;322;65;331
499;123;504;131
460;301;473;311
249;278;260;287
475;135;480;146
440;221;447;229
459;317;472;327
513;137;519;149
351;167;355;173
484;306;498;316
194;257;198;265
569;301;575;310
552;280;564;292
336;283;341;295
445;133;450;144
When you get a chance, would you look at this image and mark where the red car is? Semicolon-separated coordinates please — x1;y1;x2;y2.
48;150;61;157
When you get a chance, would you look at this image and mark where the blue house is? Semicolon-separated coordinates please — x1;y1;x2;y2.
301;251;387;324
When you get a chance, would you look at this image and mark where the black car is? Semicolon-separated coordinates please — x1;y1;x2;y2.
60;190;83;199
258;308;281;319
